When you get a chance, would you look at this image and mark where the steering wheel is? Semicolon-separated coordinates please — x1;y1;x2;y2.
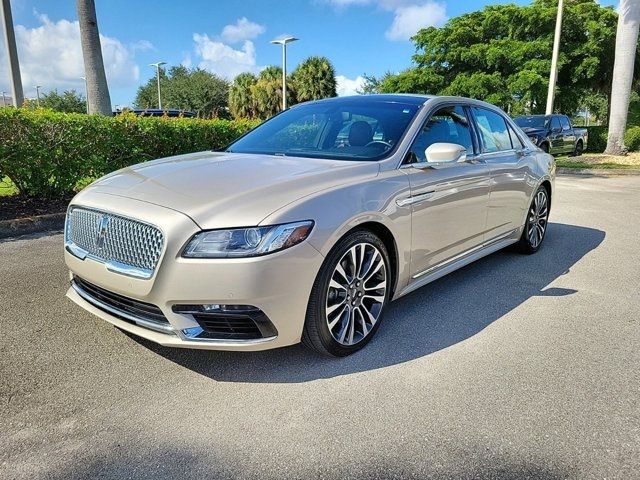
365;140;392;148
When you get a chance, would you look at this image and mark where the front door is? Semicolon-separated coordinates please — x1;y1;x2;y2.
403;105;491;279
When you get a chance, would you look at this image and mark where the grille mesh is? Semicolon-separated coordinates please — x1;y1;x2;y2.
66;207;164;272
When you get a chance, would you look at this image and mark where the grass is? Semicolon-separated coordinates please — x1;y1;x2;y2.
557;152;640;170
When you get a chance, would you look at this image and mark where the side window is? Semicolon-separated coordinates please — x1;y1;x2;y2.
406;105;474;163
471;107;512;153
551;117;561;132
560;116;571;131
507;123;524;149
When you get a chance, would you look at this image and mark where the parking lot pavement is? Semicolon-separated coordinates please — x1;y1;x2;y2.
1;174;639;480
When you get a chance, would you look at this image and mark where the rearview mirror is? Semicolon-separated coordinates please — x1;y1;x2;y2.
424;143;467;164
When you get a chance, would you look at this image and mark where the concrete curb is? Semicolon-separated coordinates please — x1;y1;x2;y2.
0;212;65;240
557;167;640;176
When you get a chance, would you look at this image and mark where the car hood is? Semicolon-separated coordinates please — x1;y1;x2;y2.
82;151;380;229
520;127;546;136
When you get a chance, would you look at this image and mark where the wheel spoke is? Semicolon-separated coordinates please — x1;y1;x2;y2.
325;242;387;346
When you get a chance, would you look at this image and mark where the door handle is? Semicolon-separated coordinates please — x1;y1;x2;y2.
396;191;435;207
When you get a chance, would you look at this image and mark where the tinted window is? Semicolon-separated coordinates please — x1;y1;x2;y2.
560;116;571;131
406;105;474;163
227;101;420;161
472;107;512;153
514;116;549;129
551;117;561;131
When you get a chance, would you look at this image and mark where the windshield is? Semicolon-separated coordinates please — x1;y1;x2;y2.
514;116;550;129
226;100;421;161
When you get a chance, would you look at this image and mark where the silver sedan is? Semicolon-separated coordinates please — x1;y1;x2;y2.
64;94;555;356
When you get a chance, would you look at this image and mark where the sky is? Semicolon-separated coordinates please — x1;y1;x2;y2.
0;0;618;107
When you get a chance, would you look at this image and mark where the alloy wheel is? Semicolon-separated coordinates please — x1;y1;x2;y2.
325;242;387;346
527;189;549;248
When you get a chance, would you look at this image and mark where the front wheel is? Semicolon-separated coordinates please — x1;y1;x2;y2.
302;230;391;356
517;186;549;254
573;141;583;157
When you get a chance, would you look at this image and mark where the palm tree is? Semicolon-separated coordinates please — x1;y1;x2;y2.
605;0;640;155
76;0;112;115
291;56;337;102
229;72;258;119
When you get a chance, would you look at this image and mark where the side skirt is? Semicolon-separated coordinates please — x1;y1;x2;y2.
394;228;521;299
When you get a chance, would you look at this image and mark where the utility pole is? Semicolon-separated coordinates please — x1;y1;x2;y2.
2;91;6;106
546;0;564;115
1;0;24;107
80;76;89;113
35;85;41;107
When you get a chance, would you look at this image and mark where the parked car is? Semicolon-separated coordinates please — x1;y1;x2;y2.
64;95;555;357
114;108;196;118
514;114;587;156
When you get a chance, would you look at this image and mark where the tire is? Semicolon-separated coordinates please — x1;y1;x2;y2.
517;185;550;254
540;142;550;154
573;140;583;157
302;230;391;357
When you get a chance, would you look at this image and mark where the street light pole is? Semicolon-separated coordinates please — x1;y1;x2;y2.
80;76;89;114
270;36;298;111
1;91;6;107
149;61;166;110
35;85;42;107
546;0;564;115
1;0;24;107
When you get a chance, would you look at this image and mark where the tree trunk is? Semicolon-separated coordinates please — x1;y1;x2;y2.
76;0;112;115
605;0;640;155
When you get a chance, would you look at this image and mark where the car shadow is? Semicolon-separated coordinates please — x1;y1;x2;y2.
133;222;604;383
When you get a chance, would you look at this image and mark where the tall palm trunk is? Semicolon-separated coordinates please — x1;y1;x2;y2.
76;0;112;115
605;0;640;155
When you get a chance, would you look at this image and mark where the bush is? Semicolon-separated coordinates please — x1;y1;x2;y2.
0;108;259;197
585;126;608;153
624;126;640;151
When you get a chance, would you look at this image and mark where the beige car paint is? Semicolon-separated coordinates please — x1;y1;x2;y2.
65;96;554;351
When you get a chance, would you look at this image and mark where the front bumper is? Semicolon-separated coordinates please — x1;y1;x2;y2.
64;193;325;351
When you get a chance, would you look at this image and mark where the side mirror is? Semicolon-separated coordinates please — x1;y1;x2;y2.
425;143;467;164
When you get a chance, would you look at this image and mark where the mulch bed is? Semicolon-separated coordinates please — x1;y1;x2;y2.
0;194;73;222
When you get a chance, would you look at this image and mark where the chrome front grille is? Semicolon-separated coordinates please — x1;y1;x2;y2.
65;206;164;279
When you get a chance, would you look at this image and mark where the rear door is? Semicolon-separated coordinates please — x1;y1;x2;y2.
471;106;531;240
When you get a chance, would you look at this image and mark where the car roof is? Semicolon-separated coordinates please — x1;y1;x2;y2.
300;94;434;107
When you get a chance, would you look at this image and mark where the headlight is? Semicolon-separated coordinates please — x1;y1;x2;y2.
182;220;314;258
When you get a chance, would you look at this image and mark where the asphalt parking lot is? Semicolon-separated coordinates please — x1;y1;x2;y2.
1;174;639;479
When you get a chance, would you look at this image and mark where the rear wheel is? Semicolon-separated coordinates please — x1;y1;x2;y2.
573;140;584;156
302;230;391;356
517;186;549;254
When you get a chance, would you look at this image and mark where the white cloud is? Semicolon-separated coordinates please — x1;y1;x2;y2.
327;0;448;41
130;39;154;53
193;35;260;79
336;75;365;96
220;17;265;43
190;18;266;79
385;2;448;40
0;12;140;96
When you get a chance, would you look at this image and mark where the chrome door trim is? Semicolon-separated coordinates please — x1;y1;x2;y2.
411;227;518;279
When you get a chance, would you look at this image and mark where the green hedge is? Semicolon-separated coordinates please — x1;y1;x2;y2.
585;126;608;153
624;126;640;151
0;108;259;197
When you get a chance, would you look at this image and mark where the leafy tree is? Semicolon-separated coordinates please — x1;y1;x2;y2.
291;56;337;102
31;89;87;113
229;73;258;118
134;66;230;118
367;0;630;117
